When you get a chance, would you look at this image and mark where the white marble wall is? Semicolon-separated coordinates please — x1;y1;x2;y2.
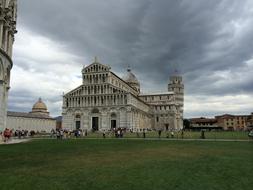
0;81;6;131
63;106;152;132
0;0;17;131
7;116;56;133
0;54;11;132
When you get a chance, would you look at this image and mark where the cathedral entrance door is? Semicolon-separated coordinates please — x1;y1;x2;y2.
76;121;81;129
165;124;169;131
111;120;117;129
92;117;99;131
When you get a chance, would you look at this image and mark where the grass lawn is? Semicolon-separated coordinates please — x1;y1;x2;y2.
78;131;251;140
0;139;252;190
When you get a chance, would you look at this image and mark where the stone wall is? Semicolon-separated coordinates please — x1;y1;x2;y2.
0;50;11;131
7;116;56;133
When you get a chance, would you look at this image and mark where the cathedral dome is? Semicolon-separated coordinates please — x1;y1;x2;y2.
124;68;140;85
31;98;49;115
123;68;140;93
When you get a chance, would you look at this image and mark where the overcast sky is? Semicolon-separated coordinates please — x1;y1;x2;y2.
8;0;253;118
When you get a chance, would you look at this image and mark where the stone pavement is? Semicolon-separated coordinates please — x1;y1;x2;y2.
0;138;31;145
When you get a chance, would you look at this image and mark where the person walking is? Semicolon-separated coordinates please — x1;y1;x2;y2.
18;130;21;139
120;129;124;138
143;129;146;138
181;130;184;139
158;130;162;138
117;129;121;138
170;131;174;138
56;130;60;139
136;130;140;138
3;128;11;142
50;129;55;138
74;130;78;138
60;130;64;139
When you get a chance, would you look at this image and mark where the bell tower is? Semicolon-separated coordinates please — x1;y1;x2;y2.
0;0;17;131
168;73;184;129
168;75;184;104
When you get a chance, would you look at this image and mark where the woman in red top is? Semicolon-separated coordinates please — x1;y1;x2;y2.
3;128;11;142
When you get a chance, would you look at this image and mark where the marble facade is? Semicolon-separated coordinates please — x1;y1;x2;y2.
0;0;17;131
62;59;184;132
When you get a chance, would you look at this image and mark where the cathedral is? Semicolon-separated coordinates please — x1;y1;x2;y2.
0;0;17;131
62;58;184;132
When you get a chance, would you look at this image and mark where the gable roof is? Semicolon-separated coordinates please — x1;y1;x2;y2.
64;85;83;97
82;62;111;73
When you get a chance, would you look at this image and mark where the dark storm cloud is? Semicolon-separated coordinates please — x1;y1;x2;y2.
11;0;253;116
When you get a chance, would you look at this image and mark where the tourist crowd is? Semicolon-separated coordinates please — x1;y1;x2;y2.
0;128;39;142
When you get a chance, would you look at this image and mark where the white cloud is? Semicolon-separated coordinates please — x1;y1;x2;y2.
185;94;253;118
9;27;86;116
13;27;86;74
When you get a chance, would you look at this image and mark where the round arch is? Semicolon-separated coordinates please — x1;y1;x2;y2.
110;112;117;129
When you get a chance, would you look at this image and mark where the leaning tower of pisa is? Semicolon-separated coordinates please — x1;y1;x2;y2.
168;75;184;129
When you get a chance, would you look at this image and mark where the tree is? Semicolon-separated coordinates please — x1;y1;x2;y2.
183;119;190;130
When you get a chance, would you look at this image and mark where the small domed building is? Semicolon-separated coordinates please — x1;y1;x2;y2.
6;98;56;133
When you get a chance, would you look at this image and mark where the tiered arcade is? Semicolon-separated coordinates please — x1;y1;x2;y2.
62;58;184;132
